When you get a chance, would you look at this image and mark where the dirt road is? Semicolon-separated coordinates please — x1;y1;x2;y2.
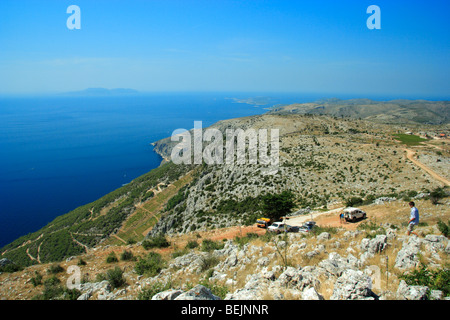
405;148;450;186
286;207;344;227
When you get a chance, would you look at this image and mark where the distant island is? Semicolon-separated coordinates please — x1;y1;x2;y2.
225;96;274;106
60;88;140;97
269;98;450;125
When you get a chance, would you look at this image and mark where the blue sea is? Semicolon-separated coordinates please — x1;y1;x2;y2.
0;92;333;247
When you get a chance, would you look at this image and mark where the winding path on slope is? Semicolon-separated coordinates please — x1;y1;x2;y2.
404;148;450;187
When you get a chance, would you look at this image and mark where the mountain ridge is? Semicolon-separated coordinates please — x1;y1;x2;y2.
268;99;450;125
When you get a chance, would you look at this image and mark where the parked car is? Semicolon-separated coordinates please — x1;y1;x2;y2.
343;207;366;222
267;222;294;234
297;221;316;233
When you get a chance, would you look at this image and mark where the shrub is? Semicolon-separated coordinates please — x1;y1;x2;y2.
200;239;224;252
437;220;450;238
43;275;61;287
33;278;64;300
106;267;126;289
77;258;87;266
400;265;450;297
35;279;81;300
234;232;259;248
345;197;364;207
430;187;447;205
47;264;64;274
95;273;107;282
120;250;135;261
262;191;295;221
138;281;172;300
106;252;119;263
199;254;219;272
62;288;82;300
199;279;229;300
142;235;170;250
407;190;418;198
134;252;165;276
30;271;43;287
185;240;199;249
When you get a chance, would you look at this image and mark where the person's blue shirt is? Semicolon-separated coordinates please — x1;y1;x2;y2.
410;207;419;225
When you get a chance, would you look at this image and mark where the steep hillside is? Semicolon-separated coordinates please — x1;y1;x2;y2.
149;113;448;237
0;162;193;266
0;197;449;300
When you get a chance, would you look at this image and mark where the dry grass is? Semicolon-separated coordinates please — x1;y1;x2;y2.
1;196;448;300
316;276;335;300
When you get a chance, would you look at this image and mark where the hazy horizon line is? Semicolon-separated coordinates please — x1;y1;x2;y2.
0;88;449;101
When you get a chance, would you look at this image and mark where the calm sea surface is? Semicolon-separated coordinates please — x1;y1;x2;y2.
0;92;329;247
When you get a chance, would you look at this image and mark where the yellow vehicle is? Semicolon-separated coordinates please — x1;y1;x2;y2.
256;218;273;228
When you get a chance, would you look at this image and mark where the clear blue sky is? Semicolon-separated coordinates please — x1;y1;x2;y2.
0;0;449;97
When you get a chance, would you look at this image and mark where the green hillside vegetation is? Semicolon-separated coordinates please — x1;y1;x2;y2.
1;162;192;266
393;134;428;146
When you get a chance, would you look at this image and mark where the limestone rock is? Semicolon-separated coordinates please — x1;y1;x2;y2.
317;232;331;241
395;236;421;270
302;287;324;300
152;289;183;300
174;285;221;300
330;269;377;300
397;280;429;300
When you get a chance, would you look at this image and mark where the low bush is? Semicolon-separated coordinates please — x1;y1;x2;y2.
142;235;170;250
106;252;119;263
437;220;450;238
400;265;450;297
106;267;126;289
199;253;220;272
430;187;447;205
185;240;199;249
199;279;229;300
43;275;60;287
234;232;260;248
30;271;43;287
345;197;364;207
138;281;173;300
134;252;166;276
47;264;64;275
120;250;135;261
200;239;224;252
77;258;87;266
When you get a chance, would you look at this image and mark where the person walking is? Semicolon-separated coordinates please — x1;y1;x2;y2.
407;201;419;236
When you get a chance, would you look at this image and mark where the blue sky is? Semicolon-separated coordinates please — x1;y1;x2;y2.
0;0;449;97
